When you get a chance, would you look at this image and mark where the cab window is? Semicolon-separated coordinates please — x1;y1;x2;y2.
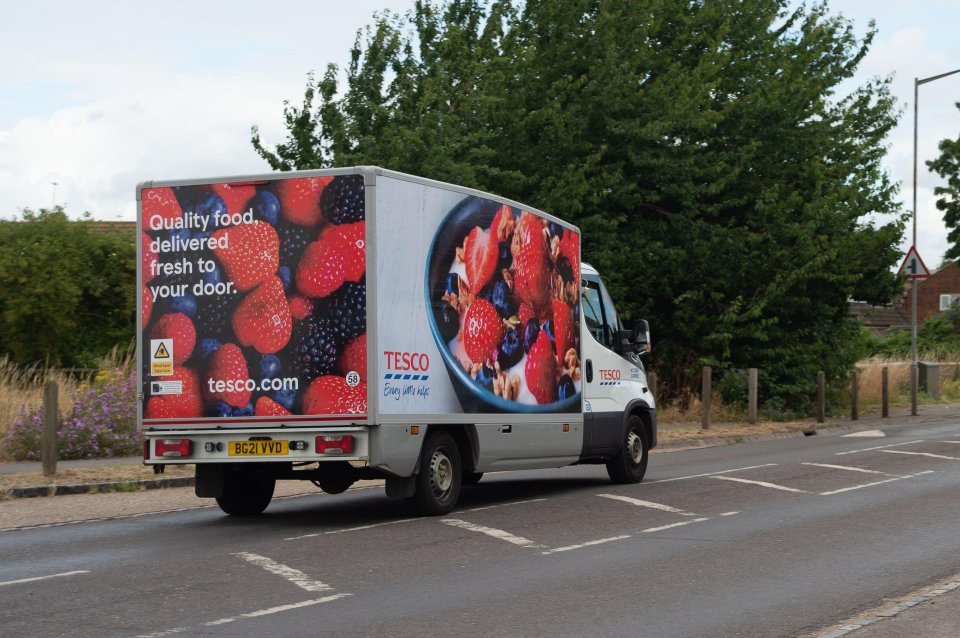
582;279;615;347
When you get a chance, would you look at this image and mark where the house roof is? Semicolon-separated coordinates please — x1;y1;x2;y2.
850;302;910;335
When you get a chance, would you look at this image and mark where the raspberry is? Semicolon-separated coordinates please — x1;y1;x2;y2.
328;280;366;344
293;314;341;380
321;175;365;224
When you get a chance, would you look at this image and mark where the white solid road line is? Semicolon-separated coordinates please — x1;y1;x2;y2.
648;464;778;483
880;450;960;461
835;440;926;455
711;475;809;493
801;462;897;476
818;471;935;496
233;552;334;592
541;535;632;555
642;517;711;533
441;518;547;548
203;594;352;626
597;494;697;516
0;570;89;587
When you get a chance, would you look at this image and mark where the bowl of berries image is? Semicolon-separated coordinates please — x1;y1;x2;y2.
425;195;582;413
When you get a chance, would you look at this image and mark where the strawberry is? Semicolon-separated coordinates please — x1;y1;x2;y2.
552;299;575;359
142;285;153;329
144;367;203;419
142;231;158;284
338;334;367;382
203;342;251;407
463;297;503;364
559;229;580;285
513;213;551;316
525;330;558;404
463;225;497;294
288;294;313;321
212;221;279;292
211;183;256;214
518;302;536;328
276;176;333;226
150;312;196;365
302;375;367;415
321;221;366;281
232;276;292;353
141;187;181;226
296;238;346;298
255;396;292;416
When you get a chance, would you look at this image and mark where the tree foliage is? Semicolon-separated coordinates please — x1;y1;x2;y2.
928;101;960;261
0;208;136;367
251;0;906;410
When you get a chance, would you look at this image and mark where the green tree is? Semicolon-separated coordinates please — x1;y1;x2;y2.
0;208;136;367
252;0;905;411
928;101;960;261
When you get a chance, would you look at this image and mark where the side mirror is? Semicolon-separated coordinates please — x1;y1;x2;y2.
632;319;651;355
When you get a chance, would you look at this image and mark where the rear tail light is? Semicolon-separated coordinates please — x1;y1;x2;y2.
315;435;354;454
155;438;193;458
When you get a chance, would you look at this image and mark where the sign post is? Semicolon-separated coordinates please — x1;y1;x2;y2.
898;246;931;416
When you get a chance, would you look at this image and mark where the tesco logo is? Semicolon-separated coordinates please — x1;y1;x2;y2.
599;369;621;381
384;351;431;372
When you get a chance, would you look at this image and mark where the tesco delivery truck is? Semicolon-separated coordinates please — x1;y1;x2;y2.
137;167;656;515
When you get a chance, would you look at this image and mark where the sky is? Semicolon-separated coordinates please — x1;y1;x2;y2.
1;1;958;268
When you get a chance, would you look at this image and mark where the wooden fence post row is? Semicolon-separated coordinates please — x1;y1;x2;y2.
701;366;712;430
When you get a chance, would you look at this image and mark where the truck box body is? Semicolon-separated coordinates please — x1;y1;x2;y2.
137;167;654;513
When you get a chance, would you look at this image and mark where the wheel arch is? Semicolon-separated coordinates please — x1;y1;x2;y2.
623;399;657;450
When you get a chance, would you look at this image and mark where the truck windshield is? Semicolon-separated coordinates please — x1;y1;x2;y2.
582;279;620;348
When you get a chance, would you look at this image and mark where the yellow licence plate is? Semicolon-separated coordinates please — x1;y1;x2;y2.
228;440;289;456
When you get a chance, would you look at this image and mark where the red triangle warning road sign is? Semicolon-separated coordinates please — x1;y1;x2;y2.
897;246;930;279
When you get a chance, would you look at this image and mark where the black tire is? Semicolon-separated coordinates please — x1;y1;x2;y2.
216;470;276;515
462;472;483;486
412;431;462;515
606;415;650;484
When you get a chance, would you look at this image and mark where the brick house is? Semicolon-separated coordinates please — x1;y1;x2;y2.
852;262;960;335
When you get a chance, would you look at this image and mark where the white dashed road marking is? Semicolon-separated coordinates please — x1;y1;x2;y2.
818;471;935;496
835;440;925;455
234;552;334;592
541;535;632;555
0;570;89;587
880;450;960;461
648;464;778;483
842;430;886;438
441;518;547;548
802;463;897;476
642;517;711;533
711;476;809;493
597;494;697;516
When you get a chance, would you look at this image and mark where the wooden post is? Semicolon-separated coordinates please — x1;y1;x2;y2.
748;368;758;425
701;366;712;430
881;367;889;418
850;370;859;421
816;371;825;424
647;371;657;404
42;380;58;477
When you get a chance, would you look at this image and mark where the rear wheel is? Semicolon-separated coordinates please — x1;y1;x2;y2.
412;431;462;515
606;415;649;484
216;469;275;515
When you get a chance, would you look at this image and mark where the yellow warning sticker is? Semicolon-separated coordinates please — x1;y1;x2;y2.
150;338;173;376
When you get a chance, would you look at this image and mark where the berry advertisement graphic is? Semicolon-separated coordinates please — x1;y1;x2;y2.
140;175;367;421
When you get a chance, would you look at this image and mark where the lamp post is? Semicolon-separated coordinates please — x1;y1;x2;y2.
51;181;58;208
911;67;960;416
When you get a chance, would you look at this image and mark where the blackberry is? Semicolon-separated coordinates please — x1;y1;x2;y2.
329;281;366;344
277;220;312;269
194;294;239;341
321;175;365;224
293;314;340;380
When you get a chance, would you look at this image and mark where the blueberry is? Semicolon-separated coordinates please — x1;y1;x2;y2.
481;279;516;319
195;192;227;228
259;354;282;380
203;265;222;285
548;221;564;238
541;319;556;349
474;363;496;391
497;328;523;369
278;265;292;291
199;338;222;361
250;190;280;226
497;241;512;270
558;374;576;401
523;318;540;353
272;388;296;411
445;273;461;297
170;293;197;318
214;401;233;417
169;227;191;245
233;403;255;417
435;301;459;342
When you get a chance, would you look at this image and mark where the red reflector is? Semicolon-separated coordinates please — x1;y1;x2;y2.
155;438;193;458
315;435;354;454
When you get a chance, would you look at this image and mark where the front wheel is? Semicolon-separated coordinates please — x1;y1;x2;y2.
216;469;275;515
412;431;462;516
606;415;649;484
